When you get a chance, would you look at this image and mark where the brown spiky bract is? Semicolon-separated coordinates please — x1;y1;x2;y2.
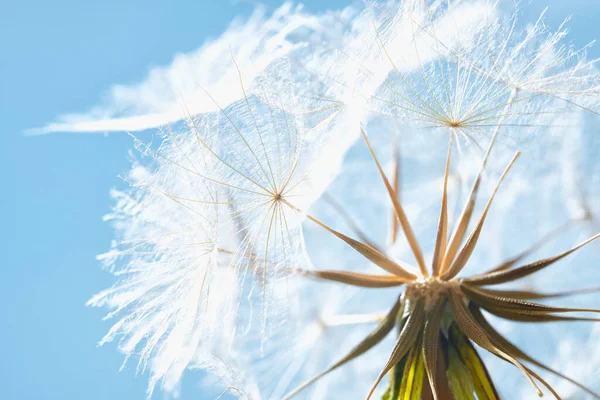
283;129;600;400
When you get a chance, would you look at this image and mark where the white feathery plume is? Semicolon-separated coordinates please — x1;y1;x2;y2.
89;58;342;397
360;0;600;154
88;140;234;397
29;3;357;135
361;0;512;150
468;6;600;112
280;0;493;201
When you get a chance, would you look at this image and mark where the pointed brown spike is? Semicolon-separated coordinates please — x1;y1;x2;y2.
439;163;485;275
476;288;552;300
479;308;600;323
432;136;453;277
321;192;383;252
360;127;429;278
391;134;401;245
442;152;520;280
470;304;600;400
282;299;404;400
470;315;566;399
466;232;600;286
302;269;409;288
422;299;446;399
448;290;544;397
462;284;600;316
439;174;481;275
439;110;514;276
304;213;417;280
481;286;600;300
524;368;562;400
484;220;576;275
366;299;425;399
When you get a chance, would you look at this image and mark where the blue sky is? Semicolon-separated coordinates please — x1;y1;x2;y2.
1;1;600;399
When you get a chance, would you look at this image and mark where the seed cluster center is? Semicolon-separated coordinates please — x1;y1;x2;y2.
405;278;459;310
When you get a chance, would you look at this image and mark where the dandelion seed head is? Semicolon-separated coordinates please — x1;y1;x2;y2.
88;137;239;396
88;1;600;398
355;0;600;155
279;121;600;400
90;54;349;396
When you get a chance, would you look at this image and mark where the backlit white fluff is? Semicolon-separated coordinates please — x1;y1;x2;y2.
84;1;600;399
89;57;344;397
88;137;237;396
